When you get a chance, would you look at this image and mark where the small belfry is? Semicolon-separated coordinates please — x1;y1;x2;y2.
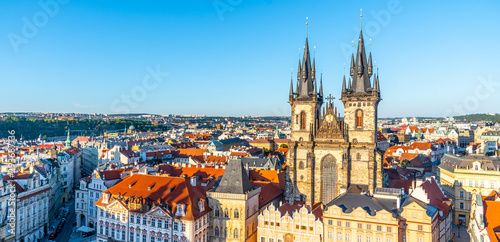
286;15;382;207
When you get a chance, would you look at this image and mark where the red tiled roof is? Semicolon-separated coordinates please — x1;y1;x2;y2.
64;147;81;155
377;131;388;142
94;174;210;220
419;177;452;218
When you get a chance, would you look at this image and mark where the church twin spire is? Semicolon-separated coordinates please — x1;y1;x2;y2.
343;29;380;96
290;37;322;99
291;17;379;100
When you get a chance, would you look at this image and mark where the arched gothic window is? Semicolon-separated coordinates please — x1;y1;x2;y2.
299;161;304;169
224;208;229;218
214;226;219;237
300;111;306;130
356;110;363;128
234;209;239;219
234;228;239;239
321;155;337;204
214;207;219;217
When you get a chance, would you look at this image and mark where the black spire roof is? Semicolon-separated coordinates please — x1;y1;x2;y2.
350;30;372;94
215;159;254;194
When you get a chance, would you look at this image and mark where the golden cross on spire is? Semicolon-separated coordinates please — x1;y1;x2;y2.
360;9;363;29
306;17;309;38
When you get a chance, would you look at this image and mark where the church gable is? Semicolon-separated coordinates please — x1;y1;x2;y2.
316;99;347;141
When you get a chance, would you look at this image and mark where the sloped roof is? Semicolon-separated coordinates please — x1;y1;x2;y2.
94;174;210;220
215;159;254;194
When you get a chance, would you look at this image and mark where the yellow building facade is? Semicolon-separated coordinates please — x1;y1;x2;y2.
438;154;500;226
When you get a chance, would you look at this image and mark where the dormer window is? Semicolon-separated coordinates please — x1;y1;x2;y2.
176;204;185;216
198;199;205;213
103;192;110;204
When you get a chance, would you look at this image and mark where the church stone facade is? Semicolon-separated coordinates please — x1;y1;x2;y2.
285;29;382;206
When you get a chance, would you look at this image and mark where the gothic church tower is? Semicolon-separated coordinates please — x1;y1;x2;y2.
286;26;382;206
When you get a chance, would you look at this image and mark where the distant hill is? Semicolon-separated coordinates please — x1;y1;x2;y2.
454;113;500;123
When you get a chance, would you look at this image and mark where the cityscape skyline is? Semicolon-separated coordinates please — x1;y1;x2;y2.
1;0;499;117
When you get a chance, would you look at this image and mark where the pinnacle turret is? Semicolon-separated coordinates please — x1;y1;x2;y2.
342;75;347;93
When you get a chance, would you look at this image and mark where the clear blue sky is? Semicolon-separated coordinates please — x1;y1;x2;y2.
1;0;499;117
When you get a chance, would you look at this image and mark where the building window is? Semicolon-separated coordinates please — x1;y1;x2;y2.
300;111;306;130
130;232;134;242
143;234;146;242
366;224;371;230
357;153;361;160
460;191;464;198
418;225;423;231
136;216;140;224
143;217;146;225
460;203;464;210
261;237;266;242
345;222;350;228
356;110;363;128
215;227;219;237
417;238;423;242
299;161;304;169
376;225;382;231
337;221;342;226
345;233;350;241
234;209;240;219
337;232;342;240
366;236;372;242
387;227;391;233
358;223;362;229
151;219;155;227
174;221;178;231
357;235;362;242
328;231;333;239
234;228;239;239
182;222;186;232
224;208;229;218
157;220;162;228
215;207;219;217
130;215;135;223
328;220;333;225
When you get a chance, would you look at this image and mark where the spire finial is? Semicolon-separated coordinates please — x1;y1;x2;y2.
351;40;354;55
306;17;309;38
370;38;372;52
360;9;363;29
313;46;316;59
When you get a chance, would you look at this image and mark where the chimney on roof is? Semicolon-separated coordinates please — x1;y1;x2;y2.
190;176;196;187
